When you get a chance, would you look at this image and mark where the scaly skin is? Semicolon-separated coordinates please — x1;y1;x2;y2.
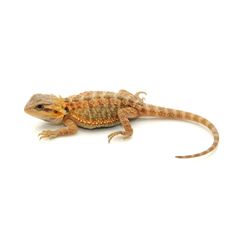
24;90;219;158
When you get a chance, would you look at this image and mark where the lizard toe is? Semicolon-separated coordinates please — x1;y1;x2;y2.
38;130;58;140
134;91;147;102
108;131;132;143
108;131;124;143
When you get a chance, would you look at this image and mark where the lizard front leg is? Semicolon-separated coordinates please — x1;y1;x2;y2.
108;107;138;142
39;119;78;139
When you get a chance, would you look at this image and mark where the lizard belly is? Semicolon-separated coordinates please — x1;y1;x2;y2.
71;106;120;129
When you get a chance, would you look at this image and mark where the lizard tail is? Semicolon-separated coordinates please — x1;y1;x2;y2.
139;104;219;158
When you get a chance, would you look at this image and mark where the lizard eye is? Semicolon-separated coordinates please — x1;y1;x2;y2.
35;104;44;110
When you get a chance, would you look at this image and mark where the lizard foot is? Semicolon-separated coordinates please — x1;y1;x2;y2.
135;91;147;102
108;131;131;143
38;130;58;140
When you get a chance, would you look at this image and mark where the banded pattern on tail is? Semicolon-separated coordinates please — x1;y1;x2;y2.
139;104;219;158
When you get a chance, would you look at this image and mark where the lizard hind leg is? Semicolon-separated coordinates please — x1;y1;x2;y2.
108;107;138;143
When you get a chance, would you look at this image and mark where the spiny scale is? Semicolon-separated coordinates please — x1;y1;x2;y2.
24;90;219;158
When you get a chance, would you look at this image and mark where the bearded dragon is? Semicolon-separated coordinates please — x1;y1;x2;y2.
24;90;219;158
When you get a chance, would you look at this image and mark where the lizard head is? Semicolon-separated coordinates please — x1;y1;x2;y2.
24;94;68;124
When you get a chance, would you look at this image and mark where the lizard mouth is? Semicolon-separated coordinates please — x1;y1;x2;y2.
43;108;53;112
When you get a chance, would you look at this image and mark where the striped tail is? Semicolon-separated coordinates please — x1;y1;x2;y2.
139;104;219;158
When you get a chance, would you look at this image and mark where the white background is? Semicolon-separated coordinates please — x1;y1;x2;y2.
0;0;235;235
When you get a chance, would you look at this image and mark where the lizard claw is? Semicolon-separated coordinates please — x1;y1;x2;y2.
38;130;58;140
135;91;147;102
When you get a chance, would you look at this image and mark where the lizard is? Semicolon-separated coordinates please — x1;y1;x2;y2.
24;90;219;158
